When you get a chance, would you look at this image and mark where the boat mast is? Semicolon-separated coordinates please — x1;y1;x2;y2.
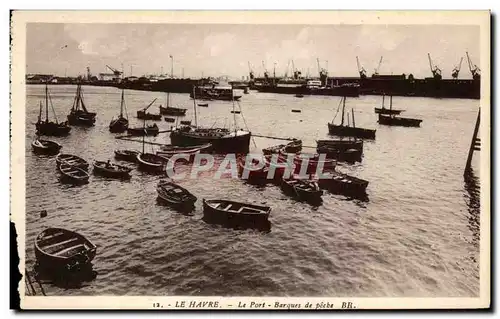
38;101;42;123
45;81;49;122
340;96;346;126
382;94;385;109
351;108;356;128
232;89;237;134
142;117;146;154
192;86;198;128
120;89;124;118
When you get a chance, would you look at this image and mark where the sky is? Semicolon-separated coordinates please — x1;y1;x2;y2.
26;23;480;80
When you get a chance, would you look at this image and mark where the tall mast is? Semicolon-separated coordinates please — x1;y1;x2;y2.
390;95;393;112
340;96;346;126
192;86;198;128
142;117;146;154
45;81;49;121
38;101;42;123
351;108;356;128
232;89;236;134
120;89;124;117
382;94;385;109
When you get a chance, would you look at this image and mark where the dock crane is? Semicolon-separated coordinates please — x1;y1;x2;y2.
291;60;301;79
247;61;254;80
262;60;269;79
466;52;481;80
372;56;383;77
451;57;463;79
106;65;123;79
356;56;367;79
427;53;442;80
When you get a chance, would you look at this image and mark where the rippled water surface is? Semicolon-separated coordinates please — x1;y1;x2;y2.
24;85;480;296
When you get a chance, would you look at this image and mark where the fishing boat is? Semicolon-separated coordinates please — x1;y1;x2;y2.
262;144;286;156
58;162;90;184
282;139;302;153
170;87;251;153
328;96;376;139
377;96;423;127
317;138;363;153
159;92;187;116
278;151;336;174
156;143;212;160
374;94;404;115
198;103;209;107
93;160;132;179
127;123;159;137
180;120;192;126
114;150;140;163
109;89;129;133
56;154;89;170
156;180;197;212
202;199;271;228
31;138;62;155
295;94;304;98
317;171;369;198
136;118;167;173
164;117;175;123
35;83;71;137
35;228;97;271
67;83;96;126
281;176;323;204
137;98;162;120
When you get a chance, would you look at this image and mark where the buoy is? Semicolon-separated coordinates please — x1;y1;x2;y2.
40;210;47;218
291;109;301;113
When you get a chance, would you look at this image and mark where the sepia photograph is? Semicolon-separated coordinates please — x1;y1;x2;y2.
10;10;490;310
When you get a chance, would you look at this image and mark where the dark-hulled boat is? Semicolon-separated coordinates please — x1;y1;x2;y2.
127;123;159;136
377;96;422;127
56;154;89;170
262;144;285;156
328;96;376;139
202;199;271;228
114;149;140;163
282;139;302;153
374;94;404;115
31;138;62;155
164;117;176;123
35;228;97;271
156;143;212;161
67;83;96;126
191;86;242;101
317;138;363;153
237;155;269;184
317;172;369;198
159;92;187;116
198;103;209;107
136;119;167;174
281;176;323;204
156;180;197;212
109;89;129;133
180;120;192;126
137;98;162;120
93;160;132;179
35;84;71;137
58;162;90;184
170;87;251;153
278;151;336;175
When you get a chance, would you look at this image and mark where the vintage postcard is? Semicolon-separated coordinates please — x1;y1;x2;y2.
10;10;490;310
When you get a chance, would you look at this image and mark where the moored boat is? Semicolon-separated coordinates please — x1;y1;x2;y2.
281;176;323;204
35;228;97;271
159;92;187;116
58;162;90;183
164;117;176;123
114;150;140;163
31;138;62;155
127;123;159;137
374;94;404;115
316;171;369;198
137;98;161;121
237;155;269;184
317;138;363;154
156;143;212;161
93;160;132;179
198;103;209;107
278;151;336;174
180;120;192;126
282;139;302;153
35;84;71;137
377;95;422;127
156;180;197;212
262;144;285;156
109;89;129;133
202;199;271;229
137;152;166;173
328;96;376;139
67;83;96;126
56;154;89;170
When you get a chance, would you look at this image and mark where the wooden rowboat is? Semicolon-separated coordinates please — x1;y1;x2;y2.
56;154;89;170
137;152;167;174
58;162;90;183
281;176;323;204
35;228;96;271
156;180;197;212
114;150;140;163
93;160;132;179
202;199;271;229
31;138;62;155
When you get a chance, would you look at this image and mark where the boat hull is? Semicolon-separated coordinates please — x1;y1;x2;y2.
109;117;129;133
328;123;376;140
202;199;270;230
114;150;139;163
374;107;403;115
170;130;251;154
93;162;132;179
318;172;369;198
31;139;62;155
137;153;166;174
35;122;71;137
67;111;96;127
378;114;422;127
159;106;187;116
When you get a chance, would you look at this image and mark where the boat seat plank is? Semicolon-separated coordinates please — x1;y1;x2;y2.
39;231;65;242
53;243;85;257
222;204;232;211
42;237;79;250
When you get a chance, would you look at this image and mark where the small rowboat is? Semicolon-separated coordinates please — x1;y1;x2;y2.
56;154;89;170
164;117;176;123
281;176;323;204
198;103;209;107
278;151;336;174
295;94;304;98
316;172;369;199
282;139;302;154
237;155;269;184
137;152;167;174
58;162;90;184
93;160;132;179
35;228;97;271
31;138;62;155
156;180;197;212
262;144;285;156
127;124;159;137
159;105;187;116
114;150;140;163
202;199;271;229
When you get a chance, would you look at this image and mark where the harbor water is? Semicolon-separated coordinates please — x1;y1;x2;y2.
24;85;480;296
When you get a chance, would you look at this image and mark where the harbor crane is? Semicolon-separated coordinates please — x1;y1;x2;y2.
291;60;301;79
451;57;463;79
466;51;481;80
427;53;442;80
247;61;254;80
373;56;383;77
356;56;367;79
106;65;123;79
316;58;327;76
262;60;269;79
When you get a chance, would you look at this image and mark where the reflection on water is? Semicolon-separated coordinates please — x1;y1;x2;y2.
463;169;480;247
